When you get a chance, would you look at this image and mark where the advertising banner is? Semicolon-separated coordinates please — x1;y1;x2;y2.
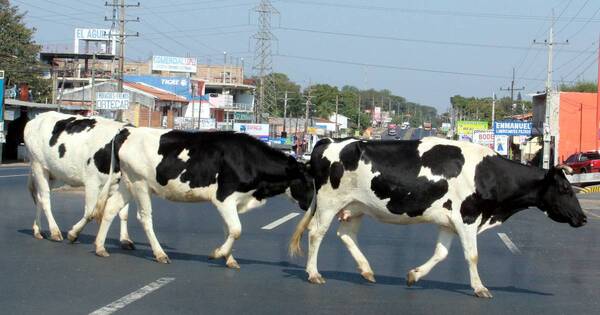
494;135;509;155
493;120;532;136
472;130;495;149
74;28;116;54
152;55;197;73
457;120;488;136
125;75;192;99
96;92;129;110
234;123;269;140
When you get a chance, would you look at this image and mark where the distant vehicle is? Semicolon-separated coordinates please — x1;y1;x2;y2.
372;134;382;140
564;151;600;174
400;122;410;129
423;122;432;131
387;123;397;136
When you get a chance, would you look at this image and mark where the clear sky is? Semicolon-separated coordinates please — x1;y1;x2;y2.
14;0;600;112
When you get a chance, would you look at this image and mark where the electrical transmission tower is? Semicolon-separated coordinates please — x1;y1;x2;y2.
252;0;279;123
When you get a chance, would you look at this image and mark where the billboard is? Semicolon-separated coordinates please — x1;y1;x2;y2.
125;75;209;101
152;55;197;73
96;92;129;110
472;130;495;150
456;121;488;136
493;120;532;136
234;123;269;140
74;28;116;54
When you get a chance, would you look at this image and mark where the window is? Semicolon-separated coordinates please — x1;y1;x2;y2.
584;152;600;160
565;154;577;163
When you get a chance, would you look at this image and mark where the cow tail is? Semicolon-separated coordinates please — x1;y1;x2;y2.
289;180;317;257
92;134;118;223
27;172;37;205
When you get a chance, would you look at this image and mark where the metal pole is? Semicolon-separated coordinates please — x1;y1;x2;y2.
91;54;96;113
357;94;361;132
542;12;555;169
335;94;339;136
283;90;288;134
492;93;496;127
596;35;600;152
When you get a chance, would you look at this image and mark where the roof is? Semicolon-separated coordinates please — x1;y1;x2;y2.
40;52;116;63
123;82;188;103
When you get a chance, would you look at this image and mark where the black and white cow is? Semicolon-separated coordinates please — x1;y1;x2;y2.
93;127;314;268
289;137;586;298
24;111;134;248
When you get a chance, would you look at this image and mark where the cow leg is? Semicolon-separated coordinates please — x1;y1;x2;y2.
94;187;131;258
456;223;492;298
31;161;62;241
133;189;170;263
407;226;454;286
210;199;242;269
118;204;135;250
336;215;375;282
306;200;338;284
67;184;99;243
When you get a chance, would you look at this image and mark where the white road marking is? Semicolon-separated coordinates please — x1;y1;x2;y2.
498;233;521;255
584;209;600;219
261;212;300;230
89;277;175;315
0;174;28;178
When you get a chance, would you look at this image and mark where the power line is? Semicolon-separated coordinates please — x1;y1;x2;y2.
278;0;600;23
556;0;591;35
567;5;600;39
275;53;571;83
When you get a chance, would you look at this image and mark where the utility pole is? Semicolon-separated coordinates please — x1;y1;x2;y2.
492;93;496;128
596;35;600;152
500;68;525;103
304;88;311;134
283;90;288;135
335;94;339;136
534;10;568;169
105;0;139;119
357;94;361;133
91;53;96;113
371;96;375;127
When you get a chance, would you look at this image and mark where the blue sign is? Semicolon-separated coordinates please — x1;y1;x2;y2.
124;75;208;101
0;76;4;121
493;120;532;136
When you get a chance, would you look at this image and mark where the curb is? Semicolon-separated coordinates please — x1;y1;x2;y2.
579;185;600;194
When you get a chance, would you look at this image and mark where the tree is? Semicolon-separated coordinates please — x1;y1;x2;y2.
0;0;50;102
560;81;598;93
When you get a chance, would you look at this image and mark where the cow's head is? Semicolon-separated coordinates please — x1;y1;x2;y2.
287;158;315;211
538;165;587;227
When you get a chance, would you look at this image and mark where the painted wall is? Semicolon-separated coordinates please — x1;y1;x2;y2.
558;92;599;162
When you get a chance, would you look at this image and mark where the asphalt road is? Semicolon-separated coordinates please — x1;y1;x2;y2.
1;164;600;314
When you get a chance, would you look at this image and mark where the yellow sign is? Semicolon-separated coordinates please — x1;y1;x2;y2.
307;127;318;135
456;121;489;136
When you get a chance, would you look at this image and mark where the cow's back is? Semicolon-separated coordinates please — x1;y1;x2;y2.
24;111;125;186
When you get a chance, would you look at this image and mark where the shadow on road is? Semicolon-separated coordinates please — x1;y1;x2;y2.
281;268;553;297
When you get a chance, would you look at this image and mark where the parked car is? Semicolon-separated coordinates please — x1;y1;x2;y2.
564;151;600;174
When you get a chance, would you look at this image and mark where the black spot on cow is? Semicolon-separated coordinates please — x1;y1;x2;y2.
460;155;545;225
421;145;465;178
87;158;91;165
329;162;344;189
362;140;449;217
49;117;97;146
93;129;130;174
443;199;452;210
339;141;361;171
309;139;333;191
154;131;314;206
58;144;66;158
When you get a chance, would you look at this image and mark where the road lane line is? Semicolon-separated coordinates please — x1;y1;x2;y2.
584;209;600;219
89;277;175;315
0;174;28;178
261;212;300;230
498;233;521;255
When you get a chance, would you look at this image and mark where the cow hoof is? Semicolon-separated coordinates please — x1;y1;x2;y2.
308;274;326;284
474;287;493;299
67;231;78;243
95;249;110;258
120;240;135;250
50;232;63;242
361;271;376;283
33;232;44;240
226;260;240;269
156;255;171;264
406;269;418;287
